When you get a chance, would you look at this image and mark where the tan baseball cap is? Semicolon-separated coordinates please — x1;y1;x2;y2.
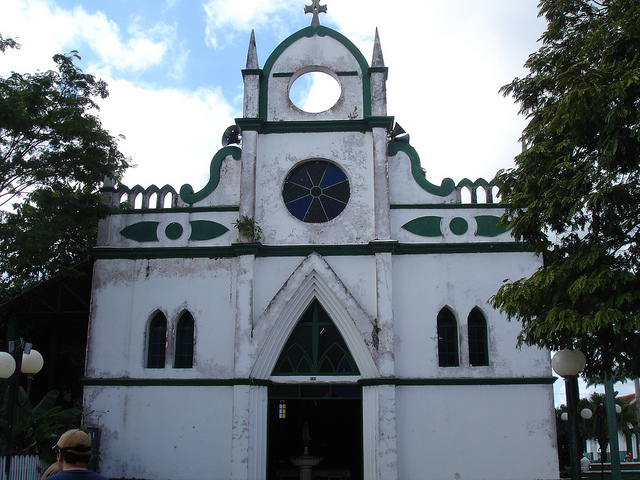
56;430;92;456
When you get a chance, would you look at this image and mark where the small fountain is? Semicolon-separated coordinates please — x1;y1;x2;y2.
290;421;322;480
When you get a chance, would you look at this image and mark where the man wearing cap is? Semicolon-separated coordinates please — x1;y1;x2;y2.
48;430;108;480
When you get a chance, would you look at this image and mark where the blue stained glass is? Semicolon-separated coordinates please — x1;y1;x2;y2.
320;164;347;188
306;162;326;184
305;197;327;222
320;195;347;220
288;167;314;188
286;195;313;219
283;160;350;223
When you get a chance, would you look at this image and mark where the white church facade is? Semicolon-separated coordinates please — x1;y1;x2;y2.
84;5;559;480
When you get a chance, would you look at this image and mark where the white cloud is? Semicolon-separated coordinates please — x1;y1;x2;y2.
96;79;239;190
0;0;175;77
202;0;298;48
325;0;546;184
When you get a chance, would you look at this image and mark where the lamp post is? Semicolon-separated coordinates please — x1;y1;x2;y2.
581;401;621;480
0;339;44;480
552;349;586;480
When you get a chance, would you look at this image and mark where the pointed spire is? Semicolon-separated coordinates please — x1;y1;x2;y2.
246;29;259;69
372;27;385;67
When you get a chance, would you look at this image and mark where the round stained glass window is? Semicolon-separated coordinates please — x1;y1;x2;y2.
282;160;350;223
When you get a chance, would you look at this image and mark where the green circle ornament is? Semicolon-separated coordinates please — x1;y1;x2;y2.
449;217;468;235
165;222;184;240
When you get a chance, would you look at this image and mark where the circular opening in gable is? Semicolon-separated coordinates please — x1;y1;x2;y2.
289;71;341;113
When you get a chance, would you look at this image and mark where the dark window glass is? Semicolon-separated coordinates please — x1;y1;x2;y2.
147;312;167;368
273;299;359;375
175;312;195;368
468;308;489;366
437;308;459;367
283;160;350;223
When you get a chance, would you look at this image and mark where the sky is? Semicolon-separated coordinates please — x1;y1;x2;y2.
1;0;548;191
1;0;636;404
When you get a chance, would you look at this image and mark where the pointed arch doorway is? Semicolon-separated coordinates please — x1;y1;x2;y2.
267;299;363;479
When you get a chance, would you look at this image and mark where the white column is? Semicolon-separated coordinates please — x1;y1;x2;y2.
362;386;380;480
248;386;268;479
375;251;394;376
363;385;398;480
239;130;257;221
372;127;391;240
234;253;255;377
231;385;250;480
377;385;398;480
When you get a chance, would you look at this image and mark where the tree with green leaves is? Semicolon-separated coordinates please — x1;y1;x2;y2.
0;387;82;460
0;34;130;301
491;0;640;379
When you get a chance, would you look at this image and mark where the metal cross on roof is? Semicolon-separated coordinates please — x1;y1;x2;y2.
304;0;327;26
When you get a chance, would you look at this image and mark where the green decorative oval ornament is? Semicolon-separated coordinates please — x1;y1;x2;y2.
475;215;508;237
401;216;443;237
189;220;229;241
120;222;160;242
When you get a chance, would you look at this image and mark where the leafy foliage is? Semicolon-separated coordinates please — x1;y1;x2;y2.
491;0;640;378
0;387;82;460
0;35;130;300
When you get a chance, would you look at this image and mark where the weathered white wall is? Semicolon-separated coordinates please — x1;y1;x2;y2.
255;132;375;245
396;384;559;480
266;35;364;122
88;258;237;378
393;251;548;377
84;19;560;480
84;386;233;480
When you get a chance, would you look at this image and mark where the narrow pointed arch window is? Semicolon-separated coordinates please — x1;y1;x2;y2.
468;307;489;366
273;299;359;375
147;311;167;368
175;312;195;368
437;307;459;367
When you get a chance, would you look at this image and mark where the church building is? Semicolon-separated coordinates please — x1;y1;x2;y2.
84;3;559;479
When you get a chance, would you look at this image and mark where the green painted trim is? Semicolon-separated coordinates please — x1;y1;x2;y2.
120;222;159;242
82;377;273;387
232;242;261;256
242;68;263;78
118;206;240;215
368;67;389;74
388;142;456;196
358;376;557;386
116;183;178;197
236;117;393;133
260;25;372;119
475;215;509;237
91;242;531;260
179;146;242;204
189;221;229;241
391;204;500;210
393;243;530;255
457;177;495;189
369;240;398;254
449;217;469;235
402;217;443;237
272;72;294;77
336;71;358;76
81;376;554;387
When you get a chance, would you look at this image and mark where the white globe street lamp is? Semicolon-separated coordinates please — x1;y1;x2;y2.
553;349;586;480
0;340;44;480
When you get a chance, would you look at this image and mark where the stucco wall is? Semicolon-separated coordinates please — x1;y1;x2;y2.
88;258;236;378
396;384;559;480
84;386;233;480
393;251;548;378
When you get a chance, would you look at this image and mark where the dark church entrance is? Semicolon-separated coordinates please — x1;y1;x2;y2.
268;384;362;480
